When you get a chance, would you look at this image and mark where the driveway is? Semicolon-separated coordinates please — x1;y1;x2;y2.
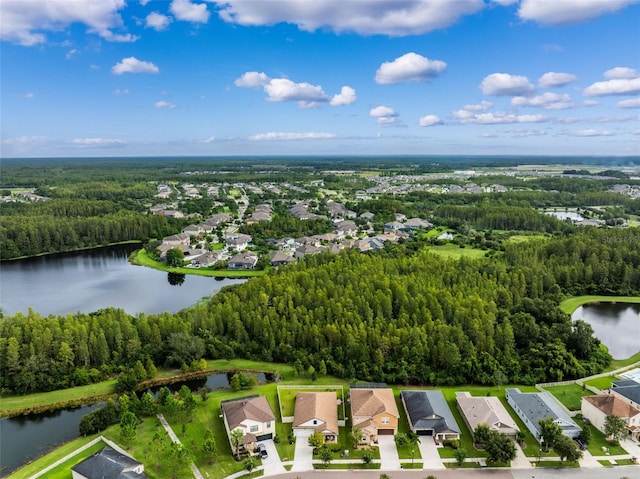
417;436;445;470
258;439;286;476
291;432;314;472
377;435;402;470
510;443;532;469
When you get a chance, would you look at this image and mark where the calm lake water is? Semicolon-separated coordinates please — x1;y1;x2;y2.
0;244;245;316
572;303;640;359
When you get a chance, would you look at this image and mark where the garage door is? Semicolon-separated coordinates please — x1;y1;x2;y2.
256;433;273;441
378;429;395;435
293;428;314;439
417;430;433;436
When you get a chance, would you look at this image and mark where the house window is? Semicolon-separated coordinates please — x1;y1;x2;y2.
313;420;318;425
381;417;390;424
266;422;271;428
250;425;259;433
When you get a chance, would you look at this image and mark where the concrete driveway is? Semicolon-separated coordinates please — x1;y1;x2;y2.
258;439;286;476
377;435;402;470
291;433;314;472
417;436;445;470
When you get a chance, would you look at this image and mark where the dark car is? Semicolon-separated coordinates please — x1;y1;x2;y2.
257;443;268;459
575;438;587;450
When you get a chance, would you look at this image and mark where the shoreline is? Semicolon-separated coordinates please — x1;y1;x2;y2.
559;295;640;315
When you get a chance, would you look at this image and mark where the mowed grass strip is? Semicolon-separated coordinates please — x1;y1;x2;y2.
427;244;488;260
542;383;593;411
558;295;640;315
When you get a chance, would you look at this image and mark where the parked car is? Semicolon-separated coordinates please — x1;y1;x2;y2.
257;443;268;459
575;438;587;450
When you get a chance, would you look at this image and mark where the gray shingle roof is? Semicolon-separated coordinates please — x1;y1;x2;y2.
506;388;581;437
401;390;460;434
71;446;146;479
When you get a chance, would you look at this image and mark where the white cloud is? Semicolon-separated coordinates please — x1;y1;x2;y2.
214;0;485;36
170;0;210;23
370;105;400;125
71;137;127;146
66;49;78;60
112;57;159;75
618;98;640;108
583;100;599;107
584;77;640;96
140;0;152;5
511;92;575;109
199;136;216;143
375;52;447;84
505;128;548;137
457;101;494;113
0;0;138;46
418;115;443;127
604;67;639;79
235;71;352;108
264;78;328;104
248;132;337;141
480;73;535;96
154;100;176;108
456;111;548;124
538;72;577;88
146;12;173;30
234;71;271;88
330;86;357;106
518;0;639;25
574;129;614;137
112;89;129;95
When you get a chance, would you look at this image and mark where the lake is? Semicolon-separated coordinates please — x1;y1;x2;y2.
0;244;245;316
572;302;640;359
544;210;584;221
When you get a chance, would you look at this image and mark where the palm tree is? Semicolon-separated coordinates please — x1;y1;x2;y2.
230;428;244;459
350;427;362;449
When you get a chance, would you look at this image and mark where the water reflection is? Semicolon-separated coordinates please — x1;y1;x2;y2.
572;302;640;359
167;272;186;286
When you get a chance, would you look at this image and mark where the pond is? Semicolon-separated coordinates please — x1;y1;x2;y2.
0;244;246;316
0;403;102;477
1;371;273;476
572;302;640;359
544;210;584;221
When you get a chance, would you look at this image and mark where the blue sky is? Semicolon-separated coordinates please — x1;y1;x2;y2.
1;0;639;158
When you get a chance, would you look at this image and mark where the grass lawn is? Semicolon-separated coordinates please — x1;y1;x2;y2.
542;383;592;411
598;459;613;466
393;394;422;461
400;462;423;469
558;295;640;315
505;234;549;243
584;376;616;391
427;244;488;260
39;441;107;479
534;460;579;468
0;380;117;415
314;463;380;469
608;351;640;372
445;461;482;468
614;458;637;465
576;420;627;456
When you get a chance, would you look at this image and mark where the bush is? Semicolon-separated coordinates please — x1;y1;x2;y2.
443;439;460;449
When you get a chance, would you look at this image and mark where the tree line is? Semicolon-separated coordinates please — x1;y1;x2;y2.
3;227;638;394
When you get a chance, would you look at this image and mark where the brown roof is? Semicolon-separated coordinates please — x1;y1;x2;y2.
221;396;275;430
584;394;640;418
293;392;339;434
350;388;399;419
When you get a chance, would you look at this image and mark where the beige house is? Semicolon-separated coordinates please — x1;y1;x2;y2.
350;388;400;443
221;396;276;454
582;394;640;441
456;392;520;439
292;392;339;443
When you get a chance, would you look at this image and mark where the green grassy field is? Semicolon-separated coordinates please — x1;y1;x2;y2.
559;295;640;314
584;376;616;390
607;351;640;372
427;244;488;260
505;234;550;243
542;383;593;411
39;441;107;479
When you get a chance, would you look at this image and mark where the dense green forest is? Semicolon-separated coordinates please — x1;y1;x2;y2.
2;227;638;394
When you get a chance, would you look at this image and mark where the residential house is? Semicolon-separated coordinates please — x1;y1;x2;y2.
505;388;581;442
295;244;325;259
71;446;147;479
221;396;276;454
401;390;461;442
293;392;339;442
455;392;519;439
225;233;252;252
190;251;224;267
335;220;358;238
360;212;375;221
269;251;296;267
162;233;190;247
350;387;399;443
182;224;202;236
228;252;258;270
581;394;640;441
611;379;640;409
395;213;407;222
383;221;404;233
403;218;433;230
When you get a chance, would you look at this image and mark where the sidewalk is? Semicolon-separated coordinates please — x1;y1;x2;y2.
157;413;204;479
